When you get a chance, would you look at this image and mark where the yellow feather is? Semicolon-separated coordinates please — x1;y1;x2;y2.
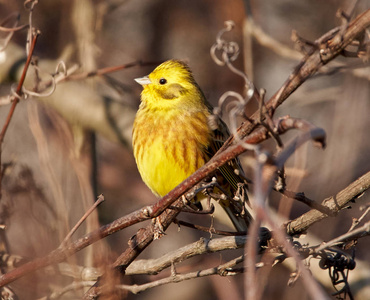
133;60;252;231
133;106;209;196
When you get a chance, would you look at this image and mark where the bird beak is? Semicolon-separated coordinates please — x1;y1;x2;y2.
134;76;151;86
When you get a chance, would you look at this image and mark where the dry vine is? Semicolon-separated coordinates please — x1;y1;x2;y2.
0;1;369;300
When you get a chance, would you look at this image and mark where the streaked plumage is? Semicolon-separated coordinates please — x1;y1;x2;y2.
133;60;252;231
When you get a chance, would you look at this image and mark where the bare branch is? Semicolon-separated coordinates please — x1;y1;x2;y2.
0;32;40;145
60;194;105;247
314;221;370;252
219;9;370;151
347;205;370;232
287;171;370;236
119;256;244;294
125;235;250;275
279;189;334;216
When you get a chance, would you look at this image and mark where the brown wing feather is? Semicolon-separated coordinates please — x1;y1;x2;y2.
201;93;252;231
207;112;246;191
206;111;253;232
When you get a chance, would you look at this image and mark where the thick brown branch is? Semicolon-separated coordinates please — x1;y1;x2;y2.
82;200;184;298
0;113;324;288
219;9;370;151
0;10;368;291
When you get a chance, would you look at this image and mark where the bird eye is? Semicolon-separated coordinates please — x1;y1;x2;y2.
159;78;167;85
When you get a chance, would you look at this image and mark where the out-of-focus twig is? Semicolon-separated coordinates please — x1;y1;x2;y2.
0;32;39;145
37;281;96;300
0;12;28;52
286;171;370;236
60;194;105;247
314;221;370;252
219;9;370;151
246;123;327;300
347;205;370;232
279;189;334;216
0;32;39;203
245;18;303;61
0;10;369;294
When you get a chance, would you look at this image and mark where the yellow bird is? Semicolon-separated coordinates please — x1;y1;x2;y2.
133;60;252;232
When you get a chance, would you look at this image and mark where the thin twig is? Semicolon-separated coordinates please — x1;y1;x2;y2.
173;219;246;236
217;9;370;152
0;32;39;144
314;221;370;252
265;209;330;300
63;60;160;82
245;117;332;300
255;159;330;300
347;205;370;232
286;171;370;236
37;281;96;300
0;10;368;290
119;256;245;294
60;194;105;247
38;60;162;91
279;189;334;216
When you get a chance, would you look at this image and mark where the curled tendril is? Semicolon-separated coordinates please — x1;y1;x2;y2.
54;61;67;77
211;20;252;92
22;79;56;98
317;248;355;298
22;63;57;98
211;90;257;152
24;0;38;10
211;20;255;104
210;20;257;152
211;91;244;133
210;21;239;66
10;84;23;101
54;63;79;84
213;91;245;118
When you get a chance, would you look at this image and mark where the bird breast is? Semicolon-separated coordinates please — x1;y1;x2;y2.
133;107;211;196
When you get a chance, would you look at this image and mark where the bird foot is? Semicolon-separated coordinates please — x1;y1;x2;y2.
153;217;166;240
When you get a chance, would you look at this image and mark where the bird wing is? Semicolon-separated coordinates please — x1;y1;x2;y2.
206;114;253;232
208;115;246;192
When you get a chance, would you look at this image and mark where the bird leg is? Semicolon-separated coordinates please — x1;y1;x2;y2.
152;217;166;240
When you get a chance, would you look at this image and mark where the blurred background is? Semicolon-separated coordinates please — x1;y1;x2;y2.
0;0;369;299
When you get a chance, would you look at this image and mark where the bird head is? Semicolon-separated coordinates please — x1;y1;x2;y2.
135;60;203;108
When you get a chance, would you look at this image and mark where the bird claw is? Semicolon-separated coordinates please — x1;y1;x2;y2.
153;217;166;240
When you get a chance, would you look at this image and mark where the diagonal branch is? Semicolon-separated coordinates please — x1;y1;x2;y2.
313;221;370;252
286;170;370;236
0;32;39;145
0;9;368;292
219;9;370;151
